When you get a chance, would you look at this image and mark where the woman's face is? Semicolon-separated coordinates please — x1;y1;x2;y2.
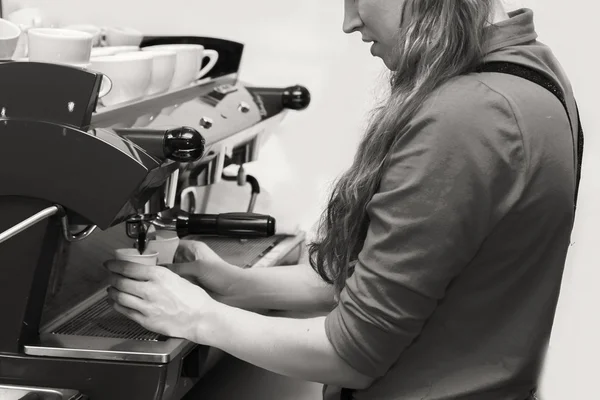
343;0;406;69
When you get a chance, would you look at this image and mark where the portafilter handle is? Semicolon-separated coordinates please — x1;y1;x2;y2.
176;212;276;238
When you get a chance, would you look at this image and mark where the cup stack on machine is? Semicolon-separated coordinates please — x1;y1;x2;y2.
0;24;310;400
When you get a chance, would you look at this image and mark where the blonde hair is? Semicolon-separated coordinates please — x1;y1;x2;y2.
308;0;497;296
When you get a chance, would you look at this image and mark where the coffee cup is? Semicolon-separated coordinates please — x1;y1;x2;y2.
28;28;93;65
104;27;143;47
0;18;21;60
63;24;103;47
90;51;153;106
91;45;139;58
6;7;48;59
146;230;180;264
13;57;113;99
114;248;158;266
145;50;177;95
142;44;218;89
6;7;46;29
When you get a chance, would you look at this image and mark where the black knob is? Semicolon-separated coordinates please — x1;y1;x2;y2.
176;212;276;238
164;126;205;162
282;85;310;110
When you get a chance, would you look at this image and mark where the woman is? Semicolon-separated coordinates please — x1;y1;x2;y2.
105;1;580;399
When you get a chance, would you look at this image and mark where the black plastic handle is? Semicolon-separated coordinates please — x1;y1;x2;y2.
281;85;311;110
246;85;311;117
176;212;275;238
115;126;205;162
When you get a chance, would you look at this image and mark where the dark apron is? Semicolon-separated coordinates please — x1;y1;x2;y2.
332;62;584;400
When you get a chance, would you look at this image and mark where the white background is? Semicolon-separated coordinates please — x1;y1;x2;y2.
7;0;599;398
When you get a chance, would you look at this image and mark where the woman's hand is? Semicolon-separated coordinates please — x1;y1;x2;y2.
104;260;217;341
164;240;244;303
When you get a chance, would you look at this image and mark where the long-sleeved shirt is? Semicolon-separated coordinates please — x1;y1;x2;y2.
324;8;579;400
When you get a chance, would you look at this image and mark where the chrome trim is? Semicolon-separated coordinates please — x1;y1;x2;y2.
0;384;81;400
252;232;306;269
0;205;60;244
164;169;180;208
150;216;177;231
60;215;97;243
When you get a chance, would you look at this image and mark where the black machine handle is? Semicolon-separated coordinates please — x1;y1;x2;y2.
176;212;275;238
246;85;311;114
114;127;206;163
281;85;311;110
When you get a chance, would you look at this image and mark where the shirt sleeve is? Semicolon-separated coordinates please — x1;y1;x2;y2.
324;81;527;378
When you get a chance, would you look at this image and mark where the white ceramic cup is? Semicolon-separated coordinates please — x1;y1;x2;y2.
14;57;113;99
146;231;180;264
142;44;219;89
114;248;158;266
6;7;48;59
104;27;143;47
91;45;139;57
6;7;46;29
0;18;21;60
28;28;93;65
144;50;177;95
91;51;153;106
63;24;103;47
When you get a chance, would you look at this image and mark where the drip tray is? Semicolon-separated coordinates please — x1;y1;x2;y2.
51;298;166;342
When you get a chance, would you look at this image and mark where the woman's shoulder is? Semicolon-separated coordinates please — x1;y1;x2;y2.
419;74;517;125
407;74;523;147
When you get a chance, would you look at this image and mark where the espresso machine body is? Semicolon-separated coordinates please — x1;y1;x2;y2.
0;37;310;400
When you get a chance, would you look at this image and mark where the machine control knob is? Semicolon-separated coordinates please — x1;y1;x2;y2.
282;85;311;110
164;126;205;162
198;117;213;129
238;101;251;113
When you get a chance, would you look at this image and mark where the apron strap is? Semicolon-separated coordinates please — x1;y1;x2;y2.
477;61;584;208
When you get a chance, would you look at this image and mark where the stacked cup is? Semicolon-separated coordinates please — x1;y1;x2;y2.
8;20;222;128
141;44;219;117
24;27;113;99
0;18;21;60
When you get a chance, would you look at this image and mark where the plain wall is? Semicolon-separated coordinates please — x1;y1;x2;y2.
8;0;598;398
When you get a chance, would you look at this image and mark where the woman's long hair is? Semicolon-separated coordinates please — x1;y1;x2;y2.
308;0;497;296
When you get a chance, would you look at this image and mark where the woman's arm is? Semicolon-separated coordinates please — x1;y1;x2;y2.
195;302;374;389
105;261;373;389
168;241;336;312
226;264;336;312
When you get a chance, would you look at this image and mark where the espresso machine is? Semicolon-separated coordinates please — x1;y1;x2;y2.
0;37;310;399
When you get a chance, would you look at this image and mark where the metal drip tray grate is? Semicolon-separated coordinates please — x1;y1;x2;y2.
46;235;288;342
52;298;165;342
